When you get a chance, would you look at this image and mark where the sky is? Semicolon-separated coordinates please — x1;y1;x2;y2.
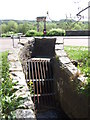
0;0;89;21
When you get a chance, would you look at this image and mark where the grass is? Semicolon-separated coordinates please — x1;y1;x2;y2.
64;46;90;96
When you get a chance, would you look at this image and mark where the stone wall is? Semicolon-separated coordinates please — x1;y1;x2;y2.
8;38;36;119
53;37;89;119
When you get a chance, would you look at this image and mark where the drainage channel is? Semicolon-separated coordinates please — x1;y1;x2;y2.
25;58;70;119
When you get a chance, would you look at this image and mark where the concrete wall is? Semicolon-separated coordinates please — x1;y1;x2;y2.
66;30;90;36
53;39;89;119
18;37;89;119
31;37;56;58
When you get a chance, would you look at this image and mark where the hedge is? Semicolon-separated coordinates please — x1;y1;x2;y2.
47;28;65;36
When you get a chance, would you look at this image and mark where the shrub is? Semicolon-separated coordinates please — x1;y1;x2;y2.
1;32;14;37
6;31;14;37
25;30;37;37
36;32;44;36
25;30;44;37
47;28;65;36
1;33;7;37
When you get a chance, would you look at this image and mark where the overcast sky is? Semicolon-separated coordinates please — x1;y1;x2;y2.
0;0;89;21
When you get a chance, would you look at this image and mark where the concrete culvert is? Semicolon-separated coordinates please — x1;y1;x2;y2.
19;37;88;119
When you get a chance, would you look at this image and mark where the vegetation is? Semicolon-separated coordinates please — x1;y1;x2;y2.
64;46;90;96
25;30;43;37
25;28;65;37
0;51;26;119
0;19;88;37
47;28;65;36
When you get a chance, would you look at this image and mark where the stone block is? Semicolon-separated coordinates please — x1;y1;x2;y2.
8;54;19;62
64;63;79;77
9;61;22;72
56;37;64;44
15;109;36;119
19;39;29;45
55;44;64;50
55;50;67;57
10;71;26;85
59;57;71;64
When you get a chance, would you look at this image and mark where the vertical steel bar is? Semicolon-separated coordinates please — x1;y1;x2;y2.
25;62;27;82
31;61;36;106
28;62;31;80
48;62;51;93
45;61;49;93
34;60;39;104
48;61;52;106
49;62;55;106
45;60;50;104
42;60;47;105
37;61;42;93
37;61;42;108
39;60;44;105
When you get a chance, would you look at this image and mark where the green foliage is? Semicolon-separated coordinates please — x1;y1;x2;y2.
25;30;37;37
1;31;14;37
0;51;26;119
27;80;34;94
1;23;7;33
64;46;90;95
7;21;18;33
25;30;43;37
0;19;88;36
1;33;7;37
47;28;65;36
6;31;14;37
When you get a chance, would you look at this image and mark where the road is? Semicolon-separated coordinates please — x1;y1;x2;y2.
0;36;89;52
63;36;89;46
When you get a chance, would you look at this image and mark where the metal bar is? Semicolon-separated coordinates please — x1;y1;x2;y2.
42;60;47;105
50;62;55;106
45;61;49;93
39;60;44;104
28;62;31;80
48;62;51;93
27;58;55;109
37;61;42;108
26;78;53;82
31;61;36;106
37;61;42;94
48;61;53;105
31;93;55;97
25;62;27;82
45;61;50;104
34;60;39;104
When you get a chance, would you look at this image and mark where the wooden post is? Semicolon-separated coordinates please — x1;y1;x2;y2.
36;17;46;32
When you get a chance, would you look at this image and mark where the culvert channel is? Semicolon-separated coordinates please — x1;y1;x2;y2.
22;37;70;119
25;58;70;119
26;58;55;109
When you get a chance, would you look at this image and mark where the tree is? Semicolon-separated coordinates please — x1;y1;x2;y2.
22;22;30;34
1;23;7;33
72;23;81;30
7;21;18;33
17;24;23;33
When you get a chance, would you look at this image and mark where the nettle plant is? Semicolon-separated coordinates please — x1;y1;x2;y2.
0;52;27;119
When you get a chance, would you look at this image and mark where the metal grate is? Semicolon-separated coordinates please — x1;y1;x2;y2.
25;58;55;110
